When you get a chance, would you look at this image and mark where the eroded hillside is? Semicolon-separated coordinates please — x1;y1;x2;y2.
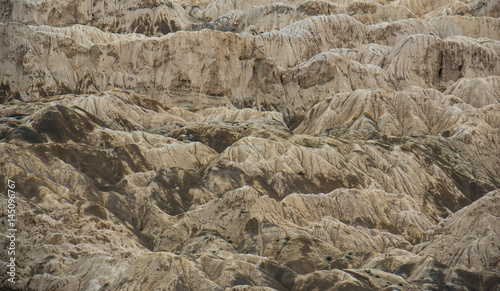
0;0;499;290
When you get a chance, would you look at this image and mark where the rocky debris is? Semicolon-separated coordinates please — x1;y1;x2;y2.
1;0;500;290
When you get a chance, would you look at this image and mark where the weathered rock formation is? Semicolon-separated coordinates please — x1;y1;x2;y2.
0;0;499;290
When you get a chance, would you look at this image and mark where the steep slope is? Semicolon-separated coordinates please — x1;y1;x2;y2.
1;0;499;290
0;0;192;35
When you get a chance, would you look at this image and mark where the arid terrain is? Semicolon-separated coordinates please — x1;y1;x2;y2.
0;0;499;290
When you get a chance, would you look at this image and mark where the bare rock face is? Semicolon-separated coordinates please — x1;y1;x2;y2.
445;76;500;108
1;0;499;290
1;0;191;35
415;190;500;271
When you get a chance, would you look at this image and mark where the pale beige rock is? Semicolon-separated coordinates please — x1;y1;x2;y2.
369;18;439;46
3;0;191;36
424;1;473;18
208;3;306;34
392;0;451;16
347;2;416;25
202;1;415;35
415;190;500;271
384;34;500;90
0;149;148;289
103;252;222;290
283;188;434;243
251;14;369;67
1;0;500;290
295;88;495;138
278;52;390;119
202;0;305;21
328;44;391;67
469;0;500;17
429;15;500;40
0;22;265;108
297;0;345;16
445;76;500;108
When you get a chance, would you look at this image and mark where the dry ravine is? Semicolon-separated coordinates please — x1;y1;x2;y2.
0;0;499;290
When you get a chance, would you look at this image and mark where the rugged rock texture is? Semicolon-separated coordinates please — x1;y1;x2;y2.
1;0;499;290
0;0;192;35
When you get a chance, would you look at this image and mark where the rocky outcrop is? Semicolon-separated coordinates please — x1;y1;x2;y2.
415;190;500;271
445;76;500;108
199;1;416;34
0;22;264;109
1;0;499;290
1;0;192;36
